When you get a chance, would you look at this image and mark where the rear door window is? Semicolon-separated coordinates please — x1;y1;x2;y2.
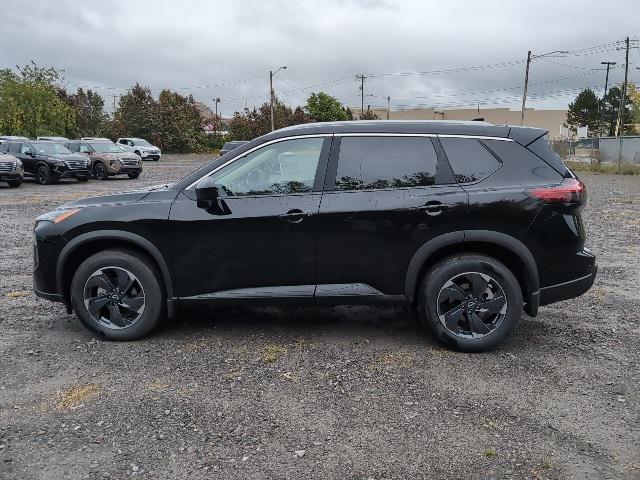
439;137;501;183
334;136;438;190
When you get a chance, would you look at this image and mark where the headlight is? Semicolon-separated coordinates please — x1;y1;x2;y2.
16;159;22;167
111;159;122;166
36;208;83;224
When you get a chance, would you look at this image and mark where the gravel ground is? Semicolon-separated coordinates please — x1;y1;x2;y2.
0;156;638;480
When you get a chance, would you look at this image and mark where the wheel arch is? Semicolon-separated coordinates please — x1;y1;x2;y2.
405;230;540;316
57;230;174;305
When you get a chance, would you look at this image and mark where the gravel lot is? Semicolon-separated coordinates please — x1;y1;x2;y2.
0;156;638;479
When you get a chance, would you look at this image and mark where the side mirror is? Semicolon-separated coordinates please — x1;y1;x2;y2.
195;177;231;215
27;151;36;157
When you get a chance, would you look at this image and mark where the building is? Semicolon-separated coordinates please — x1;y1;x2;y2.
352;106;568;139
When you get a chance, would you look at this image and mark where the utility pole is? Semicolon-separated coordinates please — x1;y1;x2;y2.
356;74;367;116
616;36;630;171
213;97;220;133
269;66;287;132
599;61;616;136
386;96;391;120
520;51;532;126
520;49;568;125
112;94;117;111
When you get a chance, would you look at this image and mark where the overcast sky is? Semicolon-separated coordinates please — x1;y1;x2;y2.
2;0;638;116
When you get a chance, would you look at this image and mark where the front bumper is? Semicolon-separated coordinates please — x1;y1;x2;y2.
539;261;598;306
0;172;23;181
54;168;91;179
141;153;161;160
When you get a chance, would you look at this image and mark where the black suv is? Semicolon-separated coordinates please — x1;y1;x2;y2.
0;140;90;184
33;121;596;352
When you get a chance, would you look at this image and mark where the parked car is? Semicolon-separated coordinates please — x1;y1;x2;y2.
116;138;161;161
65;140;143;180
81;137;112;142
0;135;29;141
37;136;69;142
0;151;24;187
0;140;90;184
33;120;596;351
220;140;247;156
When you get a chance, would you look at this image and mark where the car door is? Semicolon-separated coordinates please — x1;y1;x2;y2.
12;142;36;175
315;135;469;301
169;135;332;303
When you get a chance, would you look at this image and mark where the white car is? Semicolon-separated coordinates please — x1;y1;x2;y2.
116;138;162;161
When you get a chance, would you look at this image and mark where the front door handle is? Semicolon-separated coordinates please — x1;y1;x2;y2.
416;201;452;216
278;209;310;224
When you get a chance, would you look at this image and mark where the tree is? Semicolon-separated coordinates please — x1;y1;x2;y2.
566;88;599;135
626;82;640;127
227;96;308;141
601;86;635;136
110;84;158;141
359;107;379;120
156;90;206;153
0;62;75;138
71;88;108;137
304;92;348;122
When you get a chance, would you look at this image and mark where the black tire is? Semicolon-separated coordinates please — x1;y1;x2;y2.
36;164;53;185
70;249;165;340
94;162;108;180
128;172;140;179
7;178;22;188
418;254;523;353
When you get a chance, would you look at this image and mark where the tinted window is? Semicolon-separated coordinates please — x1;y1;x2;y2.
440;137;500;183
209;137;325;196
526;134;569;176
66;143;79;152
9;143;20;154
483;139;563;182
0;142;8;153
335;137;437;191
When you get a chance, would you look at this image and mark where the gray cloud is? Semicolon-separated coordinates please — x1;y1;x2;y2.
1;0;637;115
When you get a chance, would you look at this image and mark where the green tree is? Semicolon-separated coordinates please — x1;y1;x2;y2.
110;84;158;141
227;96;307;141
601;86;635;136
304;92;348;122
567;88;600;135
70;88;108;137
0;62;75;137
156;90;206;153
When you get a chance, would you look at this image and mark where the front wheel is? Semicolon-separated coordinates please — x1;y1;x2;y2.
36;164;53;185
70;249;165;340
419;254;523;352
94;162;108;180
7;178;22;188
128;172;140;179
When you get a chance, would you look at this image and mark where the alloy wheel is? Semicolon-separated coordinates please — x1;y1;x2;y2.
436;272;508;339
95;164;105;180
83;266;145;329
38;166;48;184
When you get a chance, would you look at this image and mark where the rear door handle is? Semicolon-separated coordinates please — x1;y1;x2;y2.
278;209;311;224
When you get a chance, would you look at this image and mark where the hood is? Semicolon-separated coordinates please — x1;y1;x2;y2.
93;152;139;160
50;153;88;162
60;183;174;209
0;153;19;163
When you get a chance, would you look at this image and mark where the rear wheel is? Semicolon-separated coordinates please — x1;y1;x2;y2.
419;254;523;352
94;162;108;180
70;249;164;340
7;178;22;188
36;164;53;185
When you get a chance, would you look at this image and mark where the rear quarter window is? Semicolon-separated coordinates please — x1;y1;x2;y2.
439;137;501;183
482;139;563;184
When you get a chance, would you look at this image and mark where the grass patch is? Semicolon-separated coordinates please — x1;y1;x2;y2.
147;380;169;392
262;344;287;363
56;384;101;410
565;160;640;175
541;458;553;469
483;448;497;458
6;290;31;298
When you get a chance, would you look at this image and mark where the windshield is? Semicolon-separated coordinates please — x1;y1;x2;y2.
31;142;72;155
133;139;152;147
89;142;124;153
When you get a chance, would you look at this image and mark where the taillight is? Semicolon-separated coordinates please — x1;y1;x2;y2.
529;178;586;204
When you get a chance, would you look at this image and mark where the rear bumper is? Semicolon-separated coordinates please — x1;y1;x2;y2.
539;263;597;306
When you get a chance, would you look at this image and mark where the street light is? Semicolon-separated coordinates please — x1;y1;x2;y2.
213;97;220;133
270;66;287;131
520;50;569;125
